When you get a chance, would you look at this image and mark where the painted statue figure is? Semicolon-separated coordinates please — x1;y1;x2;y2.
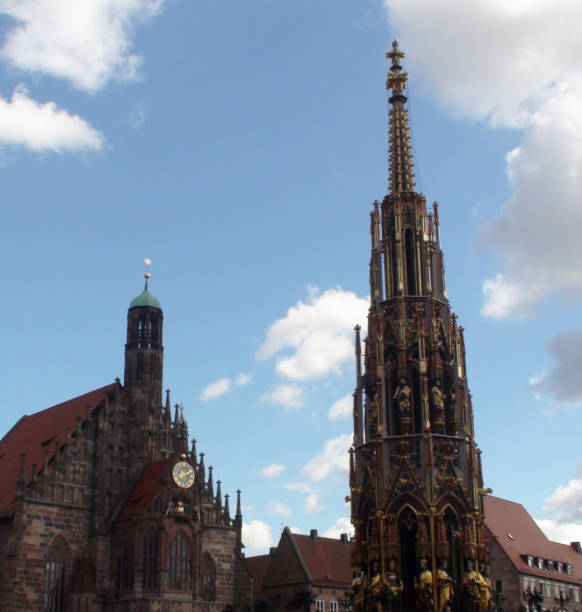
350;566;367;611
437;558;454;612
463;559;484;612
414;557;433;612
386;558;403;611
370;561;387;612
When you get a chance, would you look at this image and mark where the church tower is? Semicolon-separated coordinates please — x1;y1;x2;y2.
124;261;164;406
349;42;488;611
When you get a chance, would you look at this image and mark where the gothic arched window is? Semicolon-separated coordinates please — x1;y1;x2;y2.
142;532;159;589
114;538;133;593
404;228;417;295
44;536;68;612
200;552;216;601
168;530;192;590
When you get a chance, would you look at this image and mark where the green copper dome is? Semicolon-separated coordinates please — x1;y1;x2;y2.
129;287;161;310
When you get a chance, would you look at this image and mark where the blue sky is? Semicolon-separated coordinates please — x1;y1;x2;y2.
2;0;582;554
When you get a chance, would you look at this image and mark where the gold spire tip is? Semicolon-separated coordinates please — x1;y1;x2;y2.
144;258;152;280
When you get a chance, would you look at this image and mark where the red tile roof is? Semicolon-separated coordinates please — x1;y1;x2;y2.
0;384;115;516
484;495;582;585
116;457;173;521
292;531;352;588
244;554;272;597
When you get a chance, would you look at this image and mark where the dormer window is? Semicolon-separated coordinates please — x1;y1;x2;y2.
527;556;533;567
537;558;544;569
557;562;562;573
567;564;573;576
547;561;554;571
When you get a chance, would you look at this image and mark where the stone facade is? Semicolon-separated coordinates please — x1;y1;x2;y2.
0;281;252;611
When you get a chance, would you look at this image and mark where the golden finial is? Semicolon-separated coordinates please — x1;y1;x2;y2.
144;258;152;290
386;39;405;67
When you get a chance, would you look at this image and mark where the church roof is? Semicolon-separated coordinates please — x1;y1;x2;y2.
116;457;173;521
0;384;115;517
129;287;161;310
484;495;582;585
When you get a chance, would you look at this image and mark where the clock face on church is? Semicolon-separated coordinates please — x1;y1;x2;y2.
172;461;195;489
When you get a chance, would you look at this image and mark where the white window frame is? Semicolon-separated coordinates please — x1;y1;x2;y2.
316;600;325;612
330;602;338;612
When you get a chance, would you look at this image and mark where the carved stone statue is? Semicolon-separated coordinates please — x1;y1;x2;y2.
415;557;433;612
370;561;386;612
394;377;412;416
436;558;454;612
386;558;403;611
463;559;482;612
431;379;445;431
350;566;367;611
480;564;494;611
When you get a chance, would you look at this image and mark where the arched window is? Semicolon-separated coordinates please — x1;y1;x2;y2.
114;538;133;592
168;531;192;590
200;552;216;601
404;228;417;294
142;532;158;589
44;537;68;612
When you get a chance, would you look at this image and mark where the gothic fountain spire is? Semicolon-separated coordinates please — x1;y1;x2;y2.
385;40;416;195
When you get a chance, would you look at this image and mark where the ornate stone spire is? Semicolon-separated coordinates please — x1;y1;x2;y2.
386;40;416;194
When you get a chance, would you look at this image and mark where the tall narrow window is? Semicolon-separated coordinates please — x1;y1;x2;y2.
169;531;192;590
44;537;68;612
136;353;144;381
404;229;416;294
142;533;158;589
115;539;133;592
391;239;399;295
200;553;216;601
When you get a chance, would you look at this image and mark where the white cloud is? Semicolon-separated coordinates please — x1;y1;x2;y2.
261;383;304;410
543;471;582;523
328;394;352;421
530;329;582;409
304;493;325;514
200;377;231;402
289;525;303;534
384;0;582;318
236;373;252;387
323;516;354;540
0;85;103;153
303;433;352;482
268;500;292;518
0;0;164;92
242;520;274;551
535;518;582;546
284;482;313;494
261;464;286;478
257;286;368;381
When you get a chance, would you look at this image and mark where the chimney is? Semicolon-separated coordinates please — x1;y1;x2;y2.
310;529;318;541
269;547;277;556
571;541;582;554
340;533;349;544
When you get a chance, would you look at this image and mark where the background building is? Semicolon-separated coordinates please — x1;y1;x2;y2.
246;527;351;611
0;276;252;611
485;496;582;612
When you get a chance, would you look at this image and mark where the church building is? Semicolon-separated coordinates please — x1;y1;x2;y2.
0;271;252;611
349;42;490;611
